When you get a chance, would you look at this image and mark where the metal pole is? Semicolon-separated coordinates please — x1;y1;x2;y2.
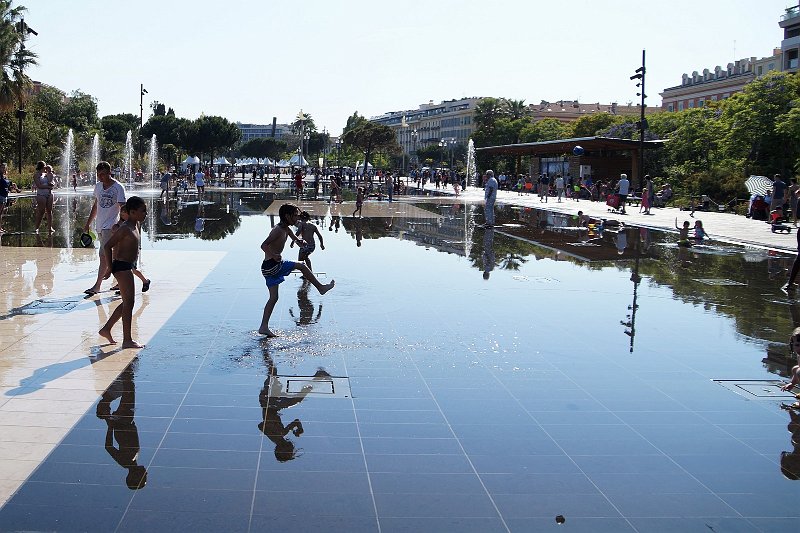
639;50;646;191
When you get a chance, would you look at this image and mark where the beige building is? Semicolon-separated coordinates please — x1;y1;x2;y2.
529;100;658;123
370;97;482;156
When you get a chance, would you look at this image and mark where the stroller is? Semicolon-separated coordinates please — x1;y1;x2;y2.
606;193;624;213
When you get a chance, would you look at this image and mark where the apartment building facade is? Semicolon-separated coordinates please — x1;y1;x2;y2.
369;97;481;156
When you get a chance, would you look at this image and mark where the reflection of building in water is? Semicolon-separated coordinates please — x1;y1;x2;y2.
390;206;470;257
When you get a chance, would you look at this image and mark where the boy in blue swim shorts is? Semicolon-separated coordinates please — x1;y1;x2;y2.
259;203;335;337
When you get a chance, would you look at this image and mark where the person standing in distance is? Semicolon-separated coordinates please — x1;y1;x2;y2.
84;161;126;296
616;173;630;215
484;170;498;227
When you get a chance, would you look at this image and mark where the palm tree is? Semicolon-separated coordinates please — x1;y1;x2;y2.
504;99;529;120
0;1;37;113
473;97;507;130
291;111;316;134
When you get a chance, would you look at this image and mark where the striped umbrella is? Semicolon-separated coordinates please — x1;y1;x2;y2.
744;175;773;196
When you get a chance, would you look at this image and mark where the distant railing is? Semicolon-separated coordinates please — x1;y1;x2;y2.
781;6;800;22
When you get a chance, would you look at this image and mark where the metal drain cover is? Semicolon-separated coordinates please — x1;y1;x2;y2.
269;374;351;398
29;299;80;310
712;379;796;400
693;279;747;286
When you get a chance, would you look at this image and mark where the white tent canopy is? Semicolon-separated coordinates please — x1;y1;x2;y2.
213;157;231;165
182;156;200;165
288;154;309;166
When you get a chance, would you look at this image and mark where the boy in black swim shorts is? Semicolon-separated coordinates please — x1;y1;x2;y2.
98;196;147;349
258;203;335;337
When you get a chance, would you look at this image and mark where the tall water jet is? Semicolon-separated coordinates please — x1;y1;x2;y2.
147;134;158;189
89;133;100;182
58;129;76;247
59;129;75;183
123;130;134;188
465;138;477;189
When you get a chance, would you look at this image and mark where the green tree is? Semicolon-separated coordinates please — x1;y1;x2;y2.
519;118;569;142
504;99;529;120
181;115;241;160
570;113;625;138
60;90;98;132
292;111;316;134
140;114;184;147
342;121;399;172
719;71;800;176
238;137;288;159
101;113;139;143
343;111;367;135
0;1;37;113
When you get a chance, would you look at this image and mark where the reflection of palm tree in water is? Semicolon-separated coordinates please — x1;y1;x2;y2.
96;362;147;489
289;280;323;326
257;342;331;462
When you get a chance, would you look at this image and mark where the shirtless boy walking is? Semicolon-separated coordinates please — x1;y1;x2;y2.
98;196;147;349
291;210;325;272
259;203;335;337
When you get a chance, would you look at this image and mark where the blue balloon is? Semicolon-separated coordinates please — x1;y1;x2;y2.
573;145;585;156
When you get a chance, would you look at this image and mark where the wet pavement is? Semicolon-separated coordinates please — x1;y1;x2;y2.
1;188;800;532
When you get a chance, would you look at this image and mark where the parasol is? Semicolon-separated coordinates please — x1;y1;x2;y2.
744;175;773;196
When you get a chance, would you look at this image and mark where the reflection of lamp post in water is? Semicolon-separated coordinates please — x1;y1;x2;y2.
621;240;642;353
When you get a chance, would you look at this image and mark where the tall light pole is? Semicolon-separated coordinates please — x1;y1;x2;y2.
630;50;647;191
439;139;447;173
400;116;409;176
15;18;37;175
411;129;418;169
139;84;148;158
335;138;343;177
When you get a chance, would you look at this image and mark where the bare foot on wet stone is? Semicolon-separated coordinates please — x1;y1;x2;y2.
98;328;116;345
121;340;145;349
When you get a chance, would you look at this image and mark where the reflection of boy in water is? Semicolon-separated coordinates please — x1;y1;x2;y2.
258;347;332;461
289;280;323;326
96;365;147;489
779;404;800;479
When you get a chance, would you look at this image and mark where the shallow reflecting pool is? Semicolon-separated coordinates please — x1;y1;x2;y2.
1;188;800;531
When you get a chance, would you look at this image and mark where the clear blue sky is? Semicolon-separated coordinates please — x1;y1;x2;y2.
20;0;795;134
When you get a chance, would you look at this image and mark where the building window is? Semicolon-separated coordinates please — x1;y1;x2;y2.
757;66;763;75
711;95;717;101
678;102;684;111
688;100;695;108
668;104;674;112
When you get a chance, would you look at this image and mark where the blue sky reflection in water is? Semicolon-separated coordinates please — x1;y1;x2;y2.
2;190;800;531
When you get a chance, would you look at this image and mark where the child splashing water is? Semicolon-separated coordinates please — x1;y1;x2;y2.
258;203;335;337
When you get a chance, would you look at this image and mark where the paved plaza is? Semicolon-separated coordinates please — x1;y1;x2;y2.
1;186;800;532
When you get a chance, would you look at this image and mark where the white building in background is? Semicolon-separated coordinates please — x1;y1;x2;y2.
236;122;292;143
370;97;483;156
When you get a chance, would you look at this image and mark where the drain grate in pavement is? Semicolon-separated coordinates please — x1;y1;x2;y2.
269;374;351;398
712;379;796;401
693;279;747;286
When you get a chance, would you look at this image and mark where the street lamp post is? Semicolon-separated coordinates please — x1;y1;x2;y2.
439;139;447;175
139;84;148;158
15;18;37;175
630;50;647;191
411;129;418;169
335;138;343;177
